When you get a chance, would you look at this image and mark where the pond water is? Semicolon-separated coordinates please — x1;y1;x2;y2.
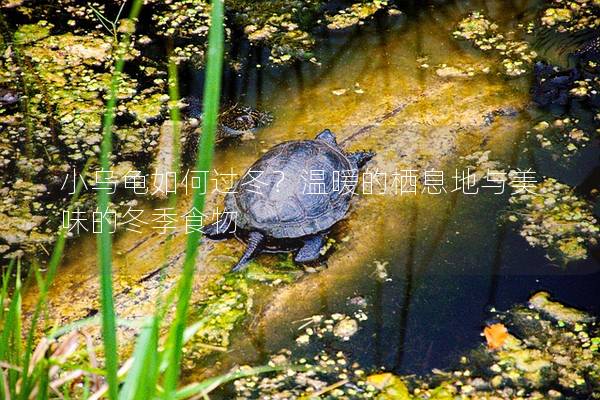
21;0;600;388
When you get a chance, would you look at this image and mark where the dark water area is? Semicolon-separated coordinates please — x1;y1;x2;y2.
210;0;600;380
351;192;600;376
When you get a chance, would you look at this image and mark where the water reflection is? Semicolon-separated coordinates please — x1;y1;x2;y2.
219;0;600;377
21;0;600;383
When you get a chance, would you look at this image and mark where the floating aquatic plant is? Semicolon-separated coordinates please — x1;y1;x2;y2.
508;177;599;265
453;12;537;77
532;117;591;156
325;0;392;30
539;0;600;33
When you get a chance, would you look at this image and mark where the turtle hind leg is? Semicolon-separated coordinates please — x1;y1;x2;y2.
294;235;325;264
231;231;265;272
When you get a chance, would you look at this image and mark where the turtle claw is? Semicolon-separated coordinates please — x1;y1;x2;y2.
230;260;249;273
203;212;236;239
294;235;325;263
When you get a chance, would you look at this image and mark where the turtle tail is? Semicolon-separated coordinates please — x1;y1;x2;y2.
231;231;265;272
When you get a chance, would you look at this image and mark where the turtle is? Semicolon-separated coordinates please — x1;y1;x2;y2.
532;61;580;108
203;129;374;272
183;96;272;142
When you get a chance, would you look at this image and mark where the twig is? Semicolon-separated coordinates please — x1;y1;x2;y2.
308;379;349;398
1;370;10;400
0;361;22;372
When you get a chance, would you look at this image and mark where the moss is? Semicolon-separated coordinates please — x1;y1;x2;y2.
529;292;594;324
326;1;389;30
453;12;537;77
13;21;52;45
508;178;599;264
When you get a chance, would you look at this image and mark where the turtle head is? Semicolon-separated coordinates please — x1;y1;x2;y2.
315;129;337;145
349;150;375;168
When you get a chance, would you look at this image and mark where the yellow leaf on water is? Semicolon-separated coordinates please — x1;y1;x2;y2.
484;323;508;350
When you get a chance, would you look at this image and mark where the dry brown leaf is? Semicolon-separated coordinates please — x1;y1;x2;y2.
484;323;508;350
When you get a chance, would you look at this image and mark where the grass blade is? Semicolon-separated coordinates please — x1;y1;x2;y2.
19;159;92;400
173;366;296;400
97;1;144;399
118;317;159;400
0;260;21;399
161;0;225;397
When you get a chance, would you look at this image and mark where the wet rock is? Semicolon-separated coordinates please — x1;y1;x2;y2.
0;86;20;106
529;292;595;324
532;62;580;108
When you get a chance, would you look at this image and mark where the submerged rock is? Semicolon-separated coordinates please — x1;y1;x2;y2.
529;292;595;324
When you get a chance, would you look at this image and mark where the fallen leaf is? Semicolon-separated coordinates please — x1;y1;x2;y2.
484;323;508;350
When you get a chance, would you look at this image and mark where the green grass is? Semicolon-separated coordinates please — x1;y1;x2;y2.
96;1;144;398
161;0;224;396
0;1;285;398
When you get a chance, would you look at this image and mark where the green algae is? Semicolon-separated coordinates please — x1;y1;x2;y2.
125;93;167;124
508;178;599;265
175;254;305;372
529;291;594;324
366;373;410;400
326;0;391;30
539;0;600;33
5;2;596;398
0;23;168;259
453;12;537;77
13;20;52;45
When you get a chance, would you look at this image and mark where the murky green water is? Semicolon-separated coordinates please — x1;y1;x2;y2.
22;0;600;385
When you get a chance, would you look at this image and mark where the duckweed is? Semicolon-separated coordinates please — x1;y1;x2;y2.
326;0;391;30
453;12;537;77
508;178;599;265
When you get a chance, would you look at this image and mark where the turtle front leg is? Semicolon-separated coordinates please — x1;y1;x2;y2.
231;231;265;272
294;234;325;263
203;212;236;239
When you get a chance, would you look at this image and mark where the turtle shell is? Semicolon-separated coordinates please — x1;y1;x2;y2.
225;138;358;239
